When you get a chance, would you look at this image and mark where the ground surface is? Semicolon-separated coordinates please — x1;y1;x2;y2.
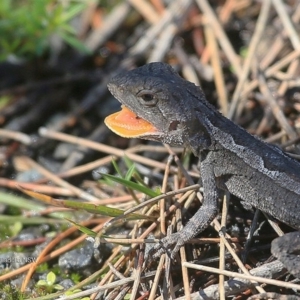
0;1;300;299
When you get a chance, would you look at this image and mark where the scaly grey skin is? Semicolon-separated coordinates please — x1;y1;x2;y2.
107;62;300;277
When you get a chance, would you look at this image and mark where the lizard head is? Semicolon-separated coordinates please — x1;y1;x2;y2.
105;62;207;147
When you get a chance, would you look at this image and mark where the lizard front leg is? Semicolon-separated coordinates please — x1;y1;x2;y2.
152;153;219;259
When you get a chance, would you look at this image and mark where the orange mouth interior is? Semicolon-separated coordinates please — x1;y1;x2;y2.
104;106;157;138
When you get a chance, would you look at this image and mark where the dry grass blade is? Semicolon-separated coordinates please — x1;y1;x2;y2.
178;208;191;300
20;156;100;202
130;0;192;56
39;127;200;177
228;0;272;119
218;194;229;300
0;178;75;196
129;244;144;300
148;254;165;300
18;186;149;220
176;261;291;300
0;128;31;144
272;0;300;49
196;0;242;75
183;262;300;292
128;0;160;24
258;73;298;139
204;21;228;115
84;3;130;51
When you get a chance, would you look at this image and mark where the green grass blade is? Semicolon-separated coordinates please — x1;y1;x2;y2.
66;219;97;237
100;173;160;198
0;191;44;210
111;158;123;177
63;200;151;220
125;164;136;181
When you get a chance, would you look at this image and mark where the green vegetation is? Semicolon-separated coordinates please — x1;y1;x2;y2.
36;271;64;293
0;0;93;61
0;282;26;300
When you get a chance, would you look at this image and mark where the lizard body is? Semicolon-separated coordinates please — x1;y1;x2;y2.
105;62;300;279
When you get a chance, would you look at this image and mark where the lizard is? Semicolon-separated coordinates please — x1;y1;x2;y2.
104;62;300;280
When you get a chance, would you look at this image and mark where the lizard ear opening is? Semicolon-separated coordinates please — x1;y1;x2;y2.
104;106;157;138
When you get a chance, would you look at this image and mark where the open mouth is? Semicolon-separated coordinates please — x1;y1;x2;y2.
104;106;158;138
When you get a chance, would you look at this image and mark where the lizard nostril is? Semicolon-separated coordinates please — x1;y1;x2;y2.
169;121;180;131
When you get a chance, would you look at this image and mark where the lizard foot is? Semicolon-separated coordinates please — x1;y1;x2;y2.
149;232;189;261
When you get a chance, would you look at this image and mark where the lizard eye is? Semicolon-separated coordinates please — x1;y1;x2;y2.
141;94;153;101
137;90;158;107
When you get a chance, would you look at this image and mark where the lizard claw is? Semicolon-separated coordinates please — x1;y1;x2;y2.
150;232;187;260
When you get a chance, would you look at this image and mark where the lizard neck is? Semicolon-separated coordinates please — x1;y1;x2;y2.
183;87;224;156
